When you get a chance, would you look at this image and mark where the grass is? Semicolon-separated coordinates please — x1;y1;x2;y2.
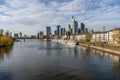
80;42;120;51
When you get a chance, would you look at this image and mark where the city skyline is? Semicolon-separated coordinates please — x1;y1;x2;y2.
0;0;120;35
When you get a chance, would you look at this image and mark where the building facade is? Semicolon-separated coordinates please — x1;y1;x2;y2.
81;23;85;33
91;31;108;42
39;31;43;37
75;21;78;34
46;26;51;35
72;16;75;34
56;25;61;35
61;28;66;35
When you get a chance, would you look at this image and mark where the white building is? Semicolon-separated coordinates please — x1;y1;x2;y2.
69;33;89;41
91;27;120;43
108;28;120;43
107;30;114;43
91;31;108;42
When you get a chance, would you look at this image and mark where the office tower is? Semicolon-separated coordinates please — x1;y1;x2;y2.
61;28;66;35
56;25;61;35
72;16;78;34
54;30;57;35
81;22;85;33
72;16;75;34
14;33;19;38
40;31;43;36
19;32;22;38
46;26;51;35
101;26;106;32
37;33;39;38
68;24;72;34
78;28;81;34
75;21;78;34
68;24;71;31
85;28;88;33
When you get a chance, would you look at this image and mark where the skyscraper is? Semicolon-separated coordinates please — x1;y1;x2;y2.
40;31;43;37
85;28;88;33
75;21;78;34
78;28;81;34
72;16;75;34
72;16;78;34
67;24;72;34
81;22;85;33
54;30;57;35
56;25;61;35
46;26;51;35
61;28;66;35
101;26;106;32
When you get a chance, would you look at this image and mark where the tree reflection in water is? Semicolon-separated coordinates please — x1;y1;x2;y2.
0;46;13;60
113;62;120;79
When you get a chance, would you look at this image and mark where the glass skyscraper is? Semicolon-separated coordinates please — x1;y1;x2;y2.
72;16;78;34
72;16;75;34
61;28;66;35
40;31;43;36
75;21;78;34
81;22;85;33
68;24;72;35
56;25;61;35
46;26;51;35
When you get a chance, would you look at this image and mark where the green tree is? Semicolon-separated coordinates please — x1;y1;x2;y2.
85;35;91;42
112;30;120;43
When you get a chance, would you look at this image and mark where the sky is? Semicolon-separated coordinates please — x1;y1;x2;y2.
0;0;120;35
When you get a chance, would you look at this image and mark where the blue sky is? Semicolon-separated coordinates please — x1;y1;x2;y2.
0;0;120;35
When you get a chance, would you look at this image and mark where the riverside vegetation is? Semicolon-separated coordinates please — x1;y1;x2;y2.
0;35;14;47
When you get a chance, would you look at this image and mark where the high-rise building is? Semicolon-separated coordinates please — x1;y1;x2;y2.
54;30;57;35
68;24;71;31
75;21;78;34
46;26;51;35
81;22;85;33
78;28;81;34
56;25;61;35
37;33;39;38
72;16;75;34
101;26;106;32
14;33;19;38
68;24;72;34
85;28;88;33
61;28;66;35
72;16;78;34
40;31;43;37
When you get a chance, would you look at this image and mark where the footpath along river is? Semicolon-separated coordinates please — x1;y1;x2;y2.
0;39;120;80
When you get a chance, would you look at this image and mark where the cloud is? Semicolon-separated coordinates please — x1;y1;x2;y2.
0;0;120;35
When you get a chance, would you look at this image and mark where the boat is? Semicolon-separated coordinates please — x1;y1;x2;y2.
14;39;20;42
67;40;76;47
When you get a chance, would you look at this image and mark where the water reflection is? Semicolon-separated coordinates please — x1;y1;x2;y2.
0;46;13;60
0;71;13;80
113;63;120;79
0;40;120;80
73;47;79;58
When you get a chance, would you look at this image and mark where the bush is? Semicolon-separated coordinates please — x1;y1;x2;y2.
0;36;13;46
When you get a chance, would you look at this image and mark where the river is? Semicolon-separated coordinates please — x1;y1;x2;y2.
0;39;120;80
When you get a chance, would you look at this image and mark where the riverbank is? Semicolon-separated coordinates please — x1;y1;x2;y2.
79;43;120;55
0;35;14;47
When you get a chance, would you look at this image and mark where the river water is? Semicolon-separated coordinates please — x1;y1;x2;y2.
0;39;120;80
